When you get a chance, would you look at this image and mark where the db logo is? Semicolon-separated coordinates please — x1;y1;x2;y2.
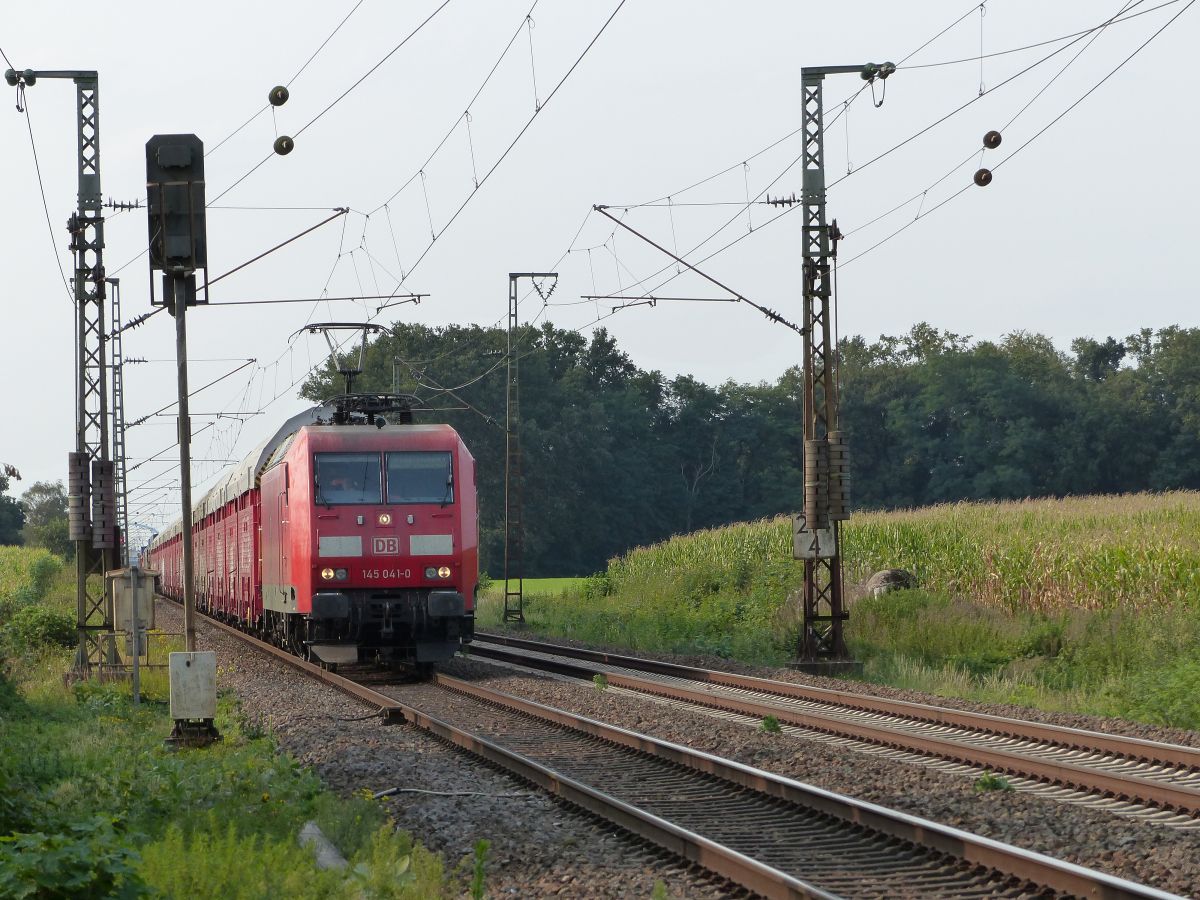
372;536;400;555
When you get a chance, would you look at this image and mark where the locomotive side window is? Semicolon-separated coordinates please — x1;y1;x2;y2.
314;452;382;505
386;451;454;504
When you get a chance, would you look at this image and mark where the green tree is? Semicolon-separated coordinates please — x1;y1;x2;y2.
1124;327;1200;489
0;473;24;545
293;318;1200;574
1070;336;1125;382
21;480;73;558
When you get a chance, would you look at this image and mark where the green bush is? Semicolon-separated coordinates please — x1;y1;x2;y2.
346;826;446;899
25;554;62;600
139;820;342;900
3;605;76;650
0;547;63;621
1117;656;1200;729
72;679;126;712
0;817;147;899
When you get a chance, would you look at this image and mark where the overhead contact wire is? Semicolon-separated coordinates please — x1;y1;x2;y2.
211;0;452;205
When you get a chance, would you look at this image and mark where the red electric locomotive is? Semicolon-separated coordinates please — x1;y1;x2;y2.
147;396;478;670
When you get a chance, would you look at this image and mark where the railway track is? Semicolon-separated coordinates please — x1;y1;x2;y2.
196;614;1180;899
471;633;1200;826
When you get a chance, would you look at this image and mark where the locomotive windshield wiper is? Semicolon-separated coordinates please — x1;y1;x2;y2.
439;472;453;508
314;475;330;508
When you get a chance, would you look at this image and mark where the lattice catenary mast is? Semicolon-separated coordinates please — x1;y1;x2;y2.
791;63;893;675
503;272;556;624
6;67;117;670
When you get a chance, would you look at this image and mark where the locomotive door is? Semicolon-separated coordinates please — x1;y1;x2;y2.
278;478;288;601
260;462;292;613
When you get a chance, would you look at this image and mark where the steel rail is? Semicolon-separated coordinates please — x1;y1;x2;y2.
199;614;407;722
433;675;1181;900
183;610;1181;899
467;642;1200;814
475;633;1200;768
194;615;829;897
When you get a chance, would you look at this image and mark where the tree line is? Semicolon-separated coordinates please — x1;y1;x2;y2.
5;322;1195;571
291;321;1200;575
0;476;71;556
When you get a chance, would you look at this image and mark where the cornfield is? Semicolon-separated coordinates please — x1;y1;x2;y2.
608;492;1200;612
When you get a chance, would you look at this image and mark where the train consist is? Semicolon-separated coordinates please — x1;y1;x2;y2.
146;399;478;670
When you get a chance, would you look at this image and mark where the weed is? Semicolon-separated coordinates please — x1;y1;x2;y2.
593;673;608;692
974;772;1013;792
350;826;446;899
313;791;387;860
470;838;490;900
651;880;670;900
73;679;127;711
759;715;782;734
140;820;343;899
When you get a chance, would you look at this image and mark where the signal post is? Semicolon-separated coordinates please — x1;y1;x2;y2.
145;134;209;653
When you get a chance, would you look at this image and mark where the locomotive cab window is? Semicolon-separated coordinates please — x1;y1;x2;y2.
314;452;382;505
386;451;453;504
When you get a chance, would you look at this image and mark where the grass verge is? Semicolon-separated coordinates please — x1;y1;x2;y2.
476;494;1200;730
1;550;457;898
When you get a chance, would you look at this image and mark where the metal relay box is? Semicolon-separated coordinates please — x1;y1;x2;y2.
106;566;157;632
169;651;217;720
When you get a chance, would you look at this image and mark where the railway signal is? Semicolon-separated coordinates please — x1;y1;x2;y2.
146;133;209;652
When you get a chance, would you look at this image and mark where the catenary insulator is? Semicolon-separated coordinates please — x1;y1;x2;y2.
274;135;295;155
974;168;993;187
983;130;1002;149
269;85;289;107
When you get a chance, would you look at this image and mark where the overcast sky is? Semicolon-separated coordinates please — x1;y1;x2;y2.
1;1;1195;531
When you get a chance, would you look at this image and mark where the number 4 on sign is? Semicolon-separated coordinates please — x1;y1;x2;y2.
792;514;837;560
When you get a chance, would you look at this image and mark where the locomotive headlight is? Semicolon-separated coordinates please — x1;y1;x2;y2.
424;567;436;578
378;513;392;526
334;568;348;580
437;566;452;579
320;567;336;581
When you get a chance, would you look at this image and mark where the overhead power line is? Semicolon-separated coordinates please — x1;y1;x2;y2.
374;0;630;301
900;0;1182;69
15;92;74;307
126;359;257;429
211;0;453;205
584;0;1179;315
838;0;1193;270
372;0;545;213
195;0;632;476
593;206;803;335
825;0;1166;193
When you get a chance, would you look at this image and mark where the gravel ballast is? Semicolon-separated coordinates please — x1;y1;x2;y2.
439;653;1200;898
155;601;738;898
156;601;1199;897
480;628;1200;750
